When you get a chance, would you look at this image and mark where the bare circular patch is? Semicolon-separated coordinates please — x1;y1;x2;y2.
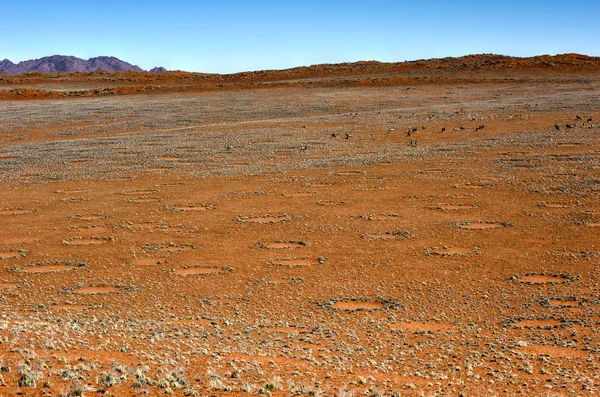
71;214;107;221
259;240;309;250
332;301;384;310
149;243;195;254
175;266;224;276
323;298;399;311
283;192;314;198
55;188;90;194
540;297;585;308
74;286;119;294
20;260;87;273
306;182;333;187
537;202;574;209
166;204;215;212
23;264;75;273
266;277;300;285
237;214;291;224
316;200;346;206
0;209;33;216
0;250;26;260
334;170;364;176
122;222;153;230
455;183;485;190
550;300;580;308
514;319;566;328
2;237;36;245
415;168;446;174
518;344;586;357
390;321;458;333
358;213;402;221
63;236;112;246
458;221;511;230
121;189;159;196
512;273;579;284
154;224;187;232
76;225;109;234
361;231;412;240
430;203;478;211
274;257;319;266
428;246;476;256
106;177;135;182
128;197;162;203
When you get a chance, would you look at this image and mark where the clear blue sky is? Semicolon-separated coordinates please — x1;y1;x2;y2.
1;1;599;73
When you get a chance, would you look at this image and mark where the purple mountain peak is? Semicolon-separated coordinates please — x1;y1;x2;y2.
0;55;145;74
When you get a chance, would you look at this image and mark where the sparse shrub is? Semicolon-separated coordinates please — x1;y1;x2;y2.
369;389;384;397
62;369;75;380
290;383;322;397
265;376;283;392
69;381;87;397
258;387;272;396
18;364;41;387
241;383;255;393
99;371;119;387
209;378;231;391
174;377;188;388
166;368;189;389
111;362;127;376
133;369;153;388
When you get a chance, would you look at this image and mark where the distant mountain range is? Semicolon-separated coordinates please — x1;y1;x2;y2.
0;55;166;74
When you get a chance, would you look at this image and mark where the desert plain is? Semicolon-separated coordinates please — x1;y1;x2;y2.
0;54;600;396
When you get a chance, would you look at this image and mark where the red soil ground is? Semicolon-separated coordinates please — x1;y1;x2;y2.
0;55;599;396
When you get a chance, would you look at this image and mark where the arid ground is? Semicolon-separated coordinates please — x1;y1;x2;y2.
1;55;600;396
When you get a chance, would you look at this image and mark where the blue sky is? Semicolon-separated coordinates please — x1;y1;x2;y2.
1;1;599;73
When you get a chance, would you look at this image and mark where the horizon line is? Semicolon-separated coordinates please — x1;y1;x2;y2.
1;51;598;76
